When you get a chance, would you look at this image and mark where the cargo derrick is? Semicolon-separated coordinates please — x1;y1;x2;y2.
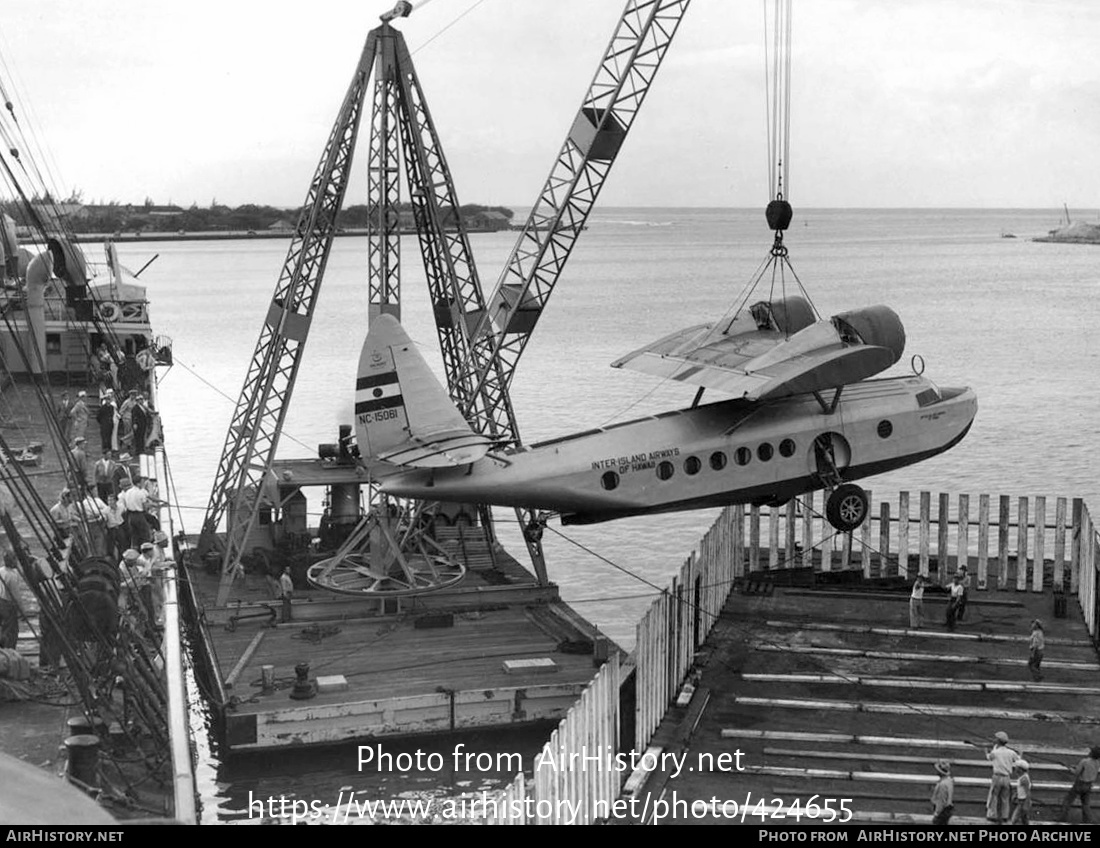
203;0;692;602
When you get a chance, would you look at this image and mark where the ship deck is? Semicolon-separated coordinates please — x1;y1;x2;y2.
188;528;619;752
636;583;1100;825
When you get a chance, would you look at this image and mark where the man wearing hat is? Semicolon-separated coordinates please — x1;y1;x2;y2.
930;759;954;825
1059;746;1100;822
986;731;1019;823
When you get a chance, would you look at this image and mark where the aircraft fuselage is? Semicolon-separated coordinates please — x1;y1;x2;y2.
377;375;976;525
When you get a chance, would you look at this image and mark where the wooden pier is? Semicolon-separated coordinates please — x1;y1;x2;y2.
479;489;1100;824
186;525;617;752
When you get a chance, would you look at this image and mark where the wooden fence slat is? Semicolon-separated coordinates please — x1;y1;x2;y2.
999;495;1011;590
958;494;970;576
878;499;890;578
769;506;780;570
861;501;872;577
1054;497;1067;591
750;506;761;573
786;499;797;571
898;492;910;579
1017;497;1029;592
801;492;814;569
977;494;990;590
1033;496;1046;593
919;491;931;578
937;493;950;582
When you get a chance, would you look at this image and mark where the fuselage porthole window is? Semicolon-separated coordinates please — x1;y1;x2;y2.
601;470;620;491
877;420;893;439
734;447;751;466
657;460;675;481
779;438;796;458
710;451;727;471
758;442;774;462
684;455;702;475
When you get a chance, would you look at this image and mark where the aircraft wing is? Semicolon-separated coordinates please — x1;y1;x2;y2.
612;305;906;401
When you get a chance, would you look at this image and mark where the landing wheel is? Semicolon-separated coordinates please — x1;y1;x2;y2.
825;483;869;532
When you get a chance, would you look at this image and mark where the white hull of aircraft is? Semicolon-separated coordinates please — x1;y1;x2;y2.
356;316;977;530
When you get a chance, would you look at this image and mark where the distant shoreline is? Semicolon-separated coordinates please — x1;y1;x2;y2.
72;227;511;244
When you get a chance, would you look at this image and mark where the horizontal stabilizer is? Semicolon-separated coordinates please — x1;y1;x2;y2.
356;315;491;468
612;302;905;401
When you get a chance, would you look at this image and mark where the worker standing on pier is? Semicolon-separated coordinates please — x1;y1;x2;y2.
909;575;926;629
930;759;954;825
1028;619;1045;681
955;565;971;621
986;730;1019;823
945;573;964;630
1059;746;1100;822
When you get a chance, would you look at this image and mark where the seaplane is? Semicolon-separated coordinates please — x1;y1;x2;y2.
354;297;977;533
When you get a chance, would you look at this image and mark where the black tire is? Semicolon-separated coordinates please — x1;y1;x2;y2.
826;483;869;532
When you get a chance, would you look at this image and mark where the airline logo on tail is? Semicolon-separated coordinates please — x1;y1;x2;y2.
356;315;492;469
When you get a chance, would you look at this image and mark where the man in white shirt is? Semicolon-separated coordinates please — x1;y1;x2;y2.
945;573;965;630
986;731;1019;823
909;575;926;629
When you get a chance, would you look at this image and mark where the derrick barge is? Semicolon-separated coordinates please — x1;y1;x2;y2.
185;467;619;752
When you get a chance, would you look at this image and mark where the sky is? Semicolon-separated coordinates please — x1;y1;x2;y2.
1;0;1098;210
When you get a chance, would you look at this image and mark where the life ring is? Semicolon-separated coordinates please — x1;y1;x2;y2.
136;349;156;370
97;302;121;322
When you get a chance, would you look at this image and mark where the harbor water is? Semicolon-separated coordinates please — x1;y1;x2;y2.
115;206;1098;819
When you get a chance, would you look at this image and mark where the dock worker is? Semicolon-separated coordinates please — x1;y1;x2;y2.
49;489;75;539
1059;746;1100;823
0;552;25;650
909;575;926;629
955;565;972;621
945;573;964;630
69;436;90;493
1028;619;1045;681
278;566;294;623
986;730;1019;823
930;759;954;825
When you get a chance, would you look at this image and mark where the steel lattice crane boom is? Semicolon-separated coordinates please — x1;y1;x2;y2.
200;28;380;606
462;0;692;446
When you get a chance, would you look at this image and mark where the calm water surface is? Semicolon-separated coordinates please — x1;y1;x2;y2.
109;207;1099;819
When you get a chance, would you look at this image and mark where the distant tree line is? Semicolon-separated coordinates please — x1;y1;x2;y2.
1;195;515;235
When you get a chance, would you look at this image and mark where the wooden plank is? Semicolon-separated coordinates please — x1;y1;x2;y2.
878;499;890;578
1033;495;1046;593
1054;497;1067;591
785;499;797;572
937;493;950;581
998;495;1011;589
918;491;931;578
749;506;761;572
801;492;814;569
1070;499;1083;596
958;494;970;575
768;506;780;570
977;494;990;591
224;629;266;689
1017;496;1029;592
898;492;910;580
860;501;872;578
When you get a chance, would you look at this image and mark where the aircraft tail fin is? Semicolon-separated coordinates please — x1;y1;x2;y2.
356;314;491;468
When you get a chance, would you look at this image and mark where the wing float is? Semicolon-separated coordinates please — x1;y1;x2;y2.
611;297;906;402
